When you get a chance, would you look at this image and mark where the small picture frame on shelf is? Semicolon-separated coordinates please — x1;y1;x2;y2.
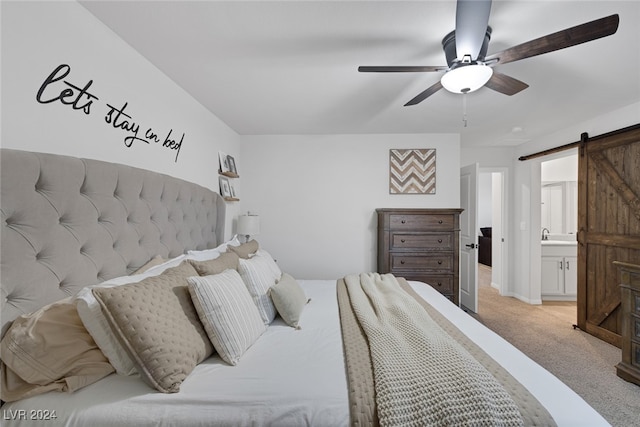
219;176;232;198
229;182;237;198
227;155;238;176
219;151;231;174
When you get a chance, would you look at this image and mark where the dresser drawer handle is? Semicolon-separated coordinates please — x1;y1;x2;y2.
401;239;405;243
401;220;406;224
400;260;405;265
437;282;442;287
438;220;443;224
437;260;443;265
438;239;442;243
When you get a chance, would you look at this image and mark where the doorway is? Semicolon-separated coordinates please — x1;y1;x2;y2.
461;165;507;313
477;168;507;297
540;154;578;302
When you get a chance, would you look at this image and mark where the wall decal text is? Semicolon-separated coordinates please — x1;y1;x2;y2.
36;64;184;162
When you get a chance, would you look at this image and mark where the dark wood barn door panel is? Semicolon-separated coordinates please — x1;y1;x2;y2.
578;126;640;347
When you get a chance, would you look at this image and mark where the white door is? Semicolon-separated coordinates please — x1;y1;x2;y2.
460;163;479;312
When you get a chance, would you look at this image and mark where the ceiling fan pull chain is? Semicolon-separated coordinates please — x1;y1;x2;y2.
462;93;468;127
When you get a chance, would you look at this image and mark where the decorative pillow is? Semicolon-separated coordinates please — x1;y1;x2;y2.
188;271;267;365
255;249;282;280
132;255;166;275
188;251;239;276
74;254;188;376
187;235;241;261
92;261;213;393
0;297;114;402
227;239;259;259
238;255;279;324
269;273;309;329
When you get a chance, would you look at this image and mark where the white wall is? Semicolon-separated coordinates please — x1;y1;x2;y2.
461;103;639;303
541;155;578;182
1;1;242;237
510;101;640;303
240;134;460;279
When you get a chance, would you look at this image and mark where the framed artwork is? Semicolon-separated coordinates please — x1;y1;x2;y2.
219;151;230;174
229;182;237;198
389;149;436;194
227;155;237;175
219;176;232;197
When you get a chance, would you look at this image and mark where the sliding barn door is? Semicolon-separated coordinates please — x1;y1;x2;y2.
578;126;640;347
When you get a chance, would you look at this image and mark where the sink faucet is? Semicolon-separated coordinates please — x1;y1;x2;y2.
542;228;550;240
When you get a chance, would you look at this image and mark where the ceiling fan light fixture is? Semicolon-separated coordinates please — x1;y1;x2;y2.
440;63;493;94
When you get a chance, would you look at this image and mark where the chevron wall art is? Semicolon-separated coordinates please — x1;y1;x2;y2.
389;149;436;194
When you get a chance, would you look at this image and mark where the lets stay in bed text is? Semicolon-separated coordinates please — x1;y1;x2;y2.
36;64;183;162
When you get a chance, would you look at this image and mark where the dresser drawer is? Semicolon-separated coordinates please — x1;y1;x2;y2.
633;341;640;369
397;274;454;294
389;214;454;231
391;233;453;250
633;314;640;340
635;292;640;315
391;254;453;271
422;275;453;294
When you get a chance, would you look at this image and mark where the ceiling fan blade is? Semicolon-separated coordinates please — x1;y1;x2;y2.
358;65;447;73
484;72;529;95
455;0;492;60
486;14;619;65
404;81;443;106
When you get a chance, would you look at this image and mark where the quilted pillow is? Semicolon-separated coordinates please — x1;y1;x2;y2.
92;261;213;393
0;297;114;402
188;251;239;276
74;254;189;376
238;255;279;324
227;239;259;259
188;271;266;365
269;273;309;329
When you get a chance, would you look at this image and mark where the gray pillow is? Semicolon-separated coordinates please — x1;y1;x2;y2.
269;273;309;329
93;261;213;393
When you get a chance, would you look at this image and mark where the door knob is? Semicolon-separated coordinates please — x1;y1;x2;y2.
465;243;477;249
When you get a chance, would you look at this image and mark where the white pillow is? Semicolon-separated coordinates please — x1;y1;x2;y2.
238;255;279;324
255;249;282;280
188;271;266;365
74;254;188;375
187;235;241;261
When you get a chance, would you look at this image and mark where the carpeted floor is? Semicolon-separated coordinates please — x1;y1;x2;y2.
473;264;640;427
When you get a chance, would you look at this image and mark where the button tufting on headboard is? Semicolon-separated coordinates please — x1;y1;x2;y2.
1;149;226;337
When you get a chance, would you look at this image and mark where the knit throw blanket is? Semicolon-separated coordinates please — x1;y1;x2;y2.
341;273;524;427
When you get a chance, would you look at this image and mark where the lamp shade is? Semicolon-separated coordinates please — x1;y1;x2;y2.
237;214;260;237
440;63;493;94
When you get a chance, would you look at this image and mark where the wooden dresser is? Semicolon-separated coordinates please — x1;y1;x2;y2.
614;261;640;386
376;208;463;305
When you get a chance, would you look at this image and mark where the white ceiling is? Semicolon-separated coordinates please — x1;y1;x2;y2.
80;0;640;148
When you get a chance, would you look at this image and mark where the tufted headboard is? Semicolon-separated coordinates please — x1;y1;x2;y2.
1;149;226;336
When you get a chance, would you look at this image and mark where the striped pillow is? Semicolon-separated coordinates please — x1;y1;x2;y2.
238;255;279;324
187;270;266;365
256;250;282;281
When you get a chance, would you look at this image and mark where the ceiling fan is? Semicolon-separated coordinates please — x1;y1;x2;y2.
358;0;619;106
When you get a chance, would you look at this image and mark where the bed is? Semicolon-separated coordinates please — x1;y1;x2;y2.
0;149;610;426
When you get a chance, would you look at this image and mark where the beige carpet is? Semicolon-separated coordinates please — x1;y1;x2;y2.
473;264;640;427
